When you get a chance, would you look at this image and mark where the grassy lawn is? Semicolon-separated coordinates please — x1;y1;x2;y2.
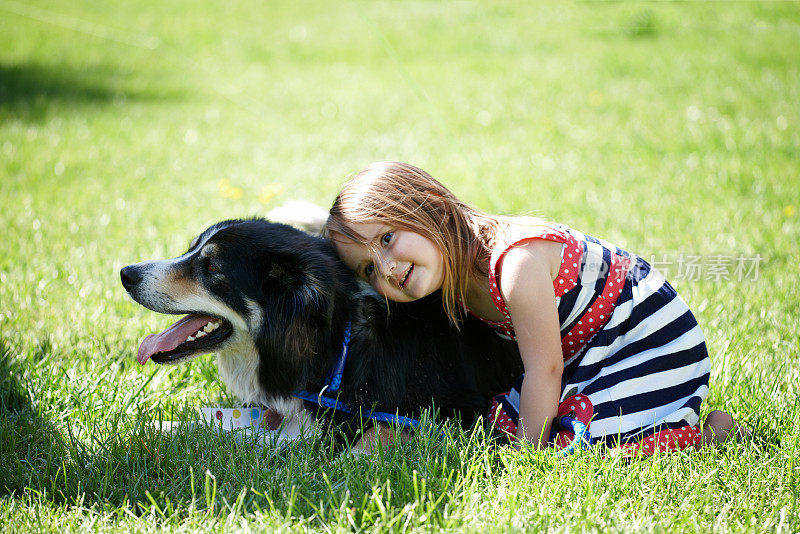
1;0;799;531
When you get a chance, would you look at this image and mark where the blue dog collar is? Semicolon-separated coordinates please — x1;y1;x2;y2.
293;321;427;432
324;321;350;393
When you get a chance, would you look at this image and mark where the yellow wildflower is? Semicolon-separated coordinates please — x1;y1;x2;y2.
259;183;283;205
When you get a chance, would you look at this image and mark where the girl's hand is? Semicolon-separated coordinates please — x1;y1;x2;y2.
497;240;564;448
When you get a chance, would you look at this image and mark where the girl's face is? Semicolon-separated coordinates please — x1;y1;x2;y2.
333;222;445;302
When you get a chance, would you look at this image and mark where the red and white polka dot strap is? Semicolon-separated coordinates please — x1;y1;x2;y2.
487;225;579;324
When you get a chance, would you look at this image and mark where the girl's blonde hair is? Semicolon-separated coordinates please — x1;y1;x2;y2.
327;161;506;327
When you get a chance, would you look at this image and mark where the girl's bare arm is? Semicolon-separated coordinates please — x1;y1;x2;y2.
497;242;564;448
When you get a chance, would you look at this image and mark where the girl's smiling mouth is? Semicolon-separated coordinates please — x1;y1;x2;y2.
400;264;414;288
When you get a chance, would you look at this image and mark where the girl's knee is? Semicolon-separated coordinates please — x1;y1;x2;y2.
706;410;734;429
701;410;744;446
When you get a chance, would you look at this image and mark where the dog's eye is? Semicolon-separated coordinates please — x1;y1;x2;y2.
364;263;374;277
381;232;393;246
208;263;221;274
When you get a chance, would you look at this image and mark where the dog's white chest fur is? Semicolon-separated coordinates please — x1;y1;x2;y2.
216;341;312;436
216;339;263;405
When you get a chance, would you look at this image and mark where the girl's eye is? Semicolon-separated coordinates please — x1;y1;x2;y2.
381;232;393;246
364;264;374;277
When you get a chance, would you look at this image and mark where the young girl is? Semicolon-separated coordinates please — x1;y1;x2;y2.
326;161;738;455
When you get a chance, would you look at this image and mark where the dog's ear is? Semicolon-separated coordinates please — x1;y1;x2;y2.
260;252;298;289
257;256;334;366
265;261;287;280
290;269;333;324
260;253;332;323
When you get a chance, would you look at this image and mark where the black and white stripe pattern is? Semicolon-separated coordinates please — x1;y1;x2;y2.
501;227;710;445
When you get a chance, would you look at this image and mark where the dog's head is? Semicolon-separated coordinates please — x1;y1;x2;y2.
121;218;347;366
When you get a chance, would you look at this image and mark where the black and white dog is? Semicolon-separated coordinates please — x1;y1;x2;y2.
121;218;521;447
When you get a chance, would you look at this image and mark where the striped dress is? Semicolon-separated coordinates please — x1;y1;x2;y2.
482;224;711;455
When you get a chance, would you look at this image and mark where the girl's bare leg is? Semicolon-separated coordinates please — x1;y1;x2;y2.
699;410;746;447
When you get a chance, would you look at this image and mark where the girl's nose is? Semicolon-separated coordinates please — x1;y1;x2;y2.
377;256;395;278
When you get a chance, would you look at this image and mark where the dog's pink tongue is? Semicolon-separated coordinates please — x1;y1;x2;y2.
137;314;216;365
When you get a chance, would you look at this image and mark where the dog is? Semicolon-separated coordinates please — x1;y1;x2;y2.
120;218;522;450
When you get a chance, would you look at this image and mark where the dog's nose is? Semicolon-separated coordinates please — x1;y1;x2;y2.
120;266;142;291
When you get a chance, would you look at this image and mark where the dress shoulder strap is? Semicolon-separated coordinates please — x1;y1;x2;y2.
485;224;570;321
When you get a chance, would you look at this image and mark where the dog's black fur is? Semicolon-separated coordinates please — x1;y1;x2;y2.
121;218;522;435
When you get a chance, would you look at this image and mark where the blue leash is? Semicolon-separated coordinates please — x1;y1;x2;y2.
323;321;350;392
555;415;592;456
293;322;427;432
293;321;592;452
292;389;425;430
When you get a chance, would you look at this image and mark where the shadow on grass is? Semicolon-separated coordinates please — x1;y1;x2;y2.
1;332;779;529
1;332;780;529
0;334;460;527
0;337;70;498
0;63;184;120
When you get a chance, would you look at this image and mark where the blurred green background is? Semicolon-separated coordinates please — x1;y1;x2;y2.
2;0;798;381
1;1;797;354
1;0;799;530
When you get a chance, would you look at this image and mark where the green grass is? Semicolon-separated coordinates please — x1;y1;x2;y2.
1;0;799;531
